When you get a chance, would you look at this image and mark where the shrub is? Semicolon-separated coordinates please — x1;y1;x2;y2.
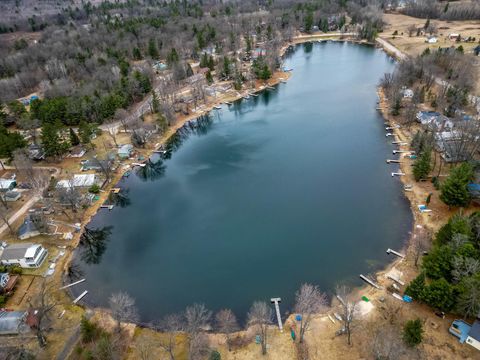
81;316;101;343
209;350;221;360
88;184;100;194
403;318;423;347
0;295;6;307
9;265;22;275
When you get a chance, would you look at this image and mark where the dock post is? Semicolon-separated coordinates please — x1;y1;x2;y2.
271;297;283;332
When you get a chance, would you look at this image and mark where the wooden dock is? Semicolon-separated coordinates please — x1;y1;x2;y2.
359;274;381;289
270;298;283;332
60;278;86;290
386;248;405;258
387;275;405;286
391;172;405;177
73;290;88;304
386;159;401;164
392;141;408;145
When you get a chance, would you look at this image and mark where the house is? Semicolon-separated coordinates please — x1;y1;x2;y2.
449;33;460;40
69;146;86;158
0;311;28;335
0;273;18;294
2;190;21;202
56;174;100;189
17;215;41;240
0;179;16;192
466;319;480;350
416;111;453;130
153;61;168;72
252;48;267;59
118;144;134;159
450;318;480;351
426;36;438;44
81;158;112;171
0;243;48;268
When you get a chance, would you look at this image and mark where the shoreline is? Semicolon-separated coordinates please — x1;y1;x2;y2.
62;34;420;334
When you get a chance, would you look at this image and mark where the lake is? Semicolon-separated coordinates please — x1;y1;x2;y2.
72;41;413;323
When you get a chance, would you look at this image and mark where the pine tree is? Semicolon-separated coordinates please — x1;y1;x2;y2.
405;273;425;300
42;121;69;158
413;148;432;181
133;47;142;60
440;163;474;208
78;121;93;145
148;38;159;58
206;70;213;85
69;128;80;146
403;319;423;347
151;90;160;113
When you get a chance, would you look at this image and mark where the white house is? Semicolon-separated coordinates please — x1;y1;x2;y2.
403;89;414;98
56;174;99;189
466;320;480;351
426;36;438;44
0;243;48;268
0;179;16;192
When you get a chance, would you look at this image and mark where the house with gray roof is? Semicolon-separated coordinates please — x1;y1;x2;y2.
17;215;41;240
466;319;480;351
0;243;48;268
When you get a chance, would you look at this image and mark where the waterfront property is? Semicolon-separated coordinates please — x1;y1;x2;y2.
450;318;480;351
56;174;100;188
117;144;134;159
17;215;41;240
73;42;412;321
0;243;48;268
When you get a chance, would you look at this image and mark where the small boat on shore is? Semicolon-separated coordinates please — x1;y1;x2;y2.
266;85;275;90
213;105;222;110
224;101;232;105
250;93;259;97
244;94;250;99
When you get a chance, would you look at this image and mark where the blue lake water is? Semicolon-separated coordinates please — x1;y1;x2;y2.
72;42;413;323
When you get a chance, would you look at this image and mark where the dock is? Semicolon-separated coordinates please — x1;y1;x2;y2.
266;85;275;90
392;141;408;145
60;278;86;290
100;205;114;210
359;274;381;289
386;159;401;164
131;162;146;167
110;188;121;194
385;133;394;137
386;248;405;258
270;298;283;332
73;290;88;304
387;275;405;286
393;150;412;154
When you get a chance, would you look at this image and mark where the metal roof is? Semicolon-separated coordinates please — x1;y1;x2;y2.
0;243;34;261
0;311;27;335
469;320;480;341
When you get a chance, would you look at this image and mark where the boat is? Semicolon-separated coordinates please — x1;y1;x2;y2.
244;94;250;100
250;93;259;97
280;79;287;84
266;85;275;90
224;101;232;105
213;105;222;110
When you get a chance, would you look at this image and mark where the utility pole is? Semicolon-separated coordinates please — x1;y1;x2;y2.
270;297;283;332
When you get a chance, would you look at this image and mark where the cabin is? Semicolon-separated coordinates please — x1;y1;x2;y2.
0;243;48;268
449;33;460;40
57;174;100;189
0;310;28;335
17;215;41;240
117;144;134;159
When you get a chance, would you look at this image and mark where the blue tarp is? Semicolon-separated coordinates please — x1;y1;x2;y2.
468;183;480;192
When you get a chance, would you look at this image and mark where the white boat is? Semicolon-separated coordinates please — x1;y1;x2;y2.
244;94;250;99
225;101;232;105
250;93;259;97
213;105;222;110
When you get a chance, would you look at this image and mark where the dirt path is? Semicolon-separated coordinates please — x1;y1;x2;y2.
376;37;407;60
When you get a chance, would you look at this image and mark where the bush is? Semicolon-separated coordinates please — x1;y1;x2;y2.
0;295;6;307
9;265;22;275
209;350;221;360
88;184;100;194
80;316;101;343
403;318;423;347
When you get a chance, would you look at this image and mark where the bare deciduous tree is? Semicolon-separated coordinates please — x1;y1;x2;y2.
108;292;139;332
215;309;239;351
0;204;14;235
335;285;357;346
247;301;273;355
28;279;59;347
184;303;211;360
412;228;430;268
294;283;328;343
156;313;184;360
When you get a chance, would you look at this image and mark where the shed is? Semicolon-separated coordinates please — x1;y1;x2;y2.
69;146;86;158
2;191;21;202
0;311;28;335
57;174;99;188
118;144;134;159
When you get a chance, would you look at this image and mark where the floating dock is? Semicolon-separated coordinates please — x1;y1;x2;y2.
359;274;381;289
386;159;401;164
60;278;86;290
392;141;408;145
386;248;405;258
73;290;88;304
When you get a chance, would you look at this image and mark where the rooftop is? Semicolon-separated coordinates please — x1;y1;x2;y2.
469;319;480;341
0;243;36;261
0;311;27;335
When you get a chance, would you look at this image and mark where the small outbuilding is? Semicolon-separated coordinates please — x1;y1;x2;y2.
118;144;134;159
0;311;28;335
2;191;21;202
0;179;16;192
17;215;41;240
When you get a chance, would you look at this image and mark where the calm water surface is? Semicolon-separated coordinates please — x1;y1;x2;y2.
73;42;412;322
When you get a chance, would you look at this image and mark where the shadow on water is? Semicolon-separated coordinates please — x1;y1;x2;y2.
78;226;112;265
107;188;131;208
135;158;167;182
